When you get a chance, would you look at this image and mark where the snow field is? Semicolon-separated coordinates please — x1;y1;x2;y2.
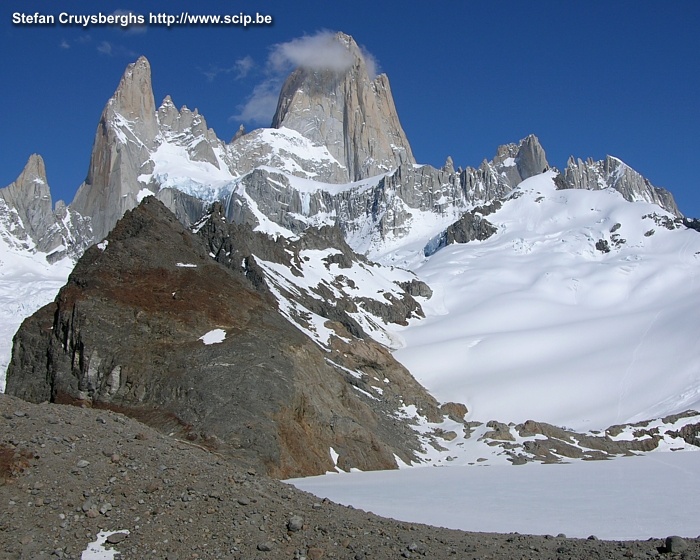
0;243;73;391
393;173;700;430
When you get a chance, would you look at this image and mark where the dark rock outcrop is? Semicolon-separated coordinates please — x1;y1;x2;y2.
424;201;500;256
6;198;444;478
198;202;429;335
683;217;700;232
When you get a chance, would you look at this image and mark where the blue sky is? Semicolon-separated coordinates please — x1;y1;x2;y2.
2;1;699;216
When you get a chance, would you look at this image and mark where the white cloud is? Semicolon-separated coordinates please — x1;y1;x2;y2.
59;40;70;50
97;41;112;56
360;47;380;80
111;9;147;34
268;30;355;73
231;78;283;125
234;56;255;79
96;41;137;58
232;31;381;126
202;56;255;83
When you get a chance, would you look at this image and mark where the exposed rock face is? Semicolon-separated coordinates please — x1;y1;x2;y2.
197;202;433;350
459;135;549;204
562;155;681;216
465;413;700;466
153;187;209;229
6;198;442;477
43;201;94;263
224;135;547;253
69;57;233;243
0;154;54;244
0;154;92;261
424;201;500;256
271;32;415;182
154;95;227;170
71;56;159;242
491;134;549;186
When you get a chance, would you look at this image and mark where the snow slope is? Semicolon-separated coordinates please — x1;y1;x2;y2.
393;172;700;430
138;139;237;203
256;246;419;350
0;239;73;391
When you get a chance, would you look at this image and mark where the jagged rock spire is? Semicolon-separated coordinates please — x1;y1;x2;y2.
109;56;157;126
271;32;415;182
490;134;549;186
71;56;159;242
1;154;92;260
0;154;53;244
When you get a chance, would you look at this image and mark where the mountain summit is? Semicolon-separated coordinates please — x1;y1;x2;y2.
0;154;90;261
271;32;415;182
0;154;53;247
71;56;159;242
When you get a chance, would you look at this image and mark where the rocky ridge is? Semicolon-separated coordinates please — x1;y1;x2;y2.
2;33;686;265
196;202;430;348
563;155;680;217
6;197;458;478
430;412;700;467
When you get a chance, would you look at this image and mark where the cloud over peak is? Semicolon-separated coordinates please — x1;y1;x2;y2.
269;30;356;74
232;31;381;126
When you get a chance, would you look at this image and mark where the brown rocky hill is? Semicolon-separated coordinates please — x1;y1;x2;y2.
6;197;448;478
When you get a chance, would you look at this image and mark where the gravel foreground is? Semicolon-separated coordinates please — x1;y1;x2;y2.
1;394;697;560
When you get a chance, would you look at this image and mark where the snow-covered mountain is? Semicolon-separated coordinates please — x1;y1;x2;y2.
396;171;700;429
10;33;680;257
2;31;699;479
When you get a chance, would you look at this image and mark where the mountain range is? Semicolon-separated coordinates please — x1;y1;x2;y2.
2;32;699;478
